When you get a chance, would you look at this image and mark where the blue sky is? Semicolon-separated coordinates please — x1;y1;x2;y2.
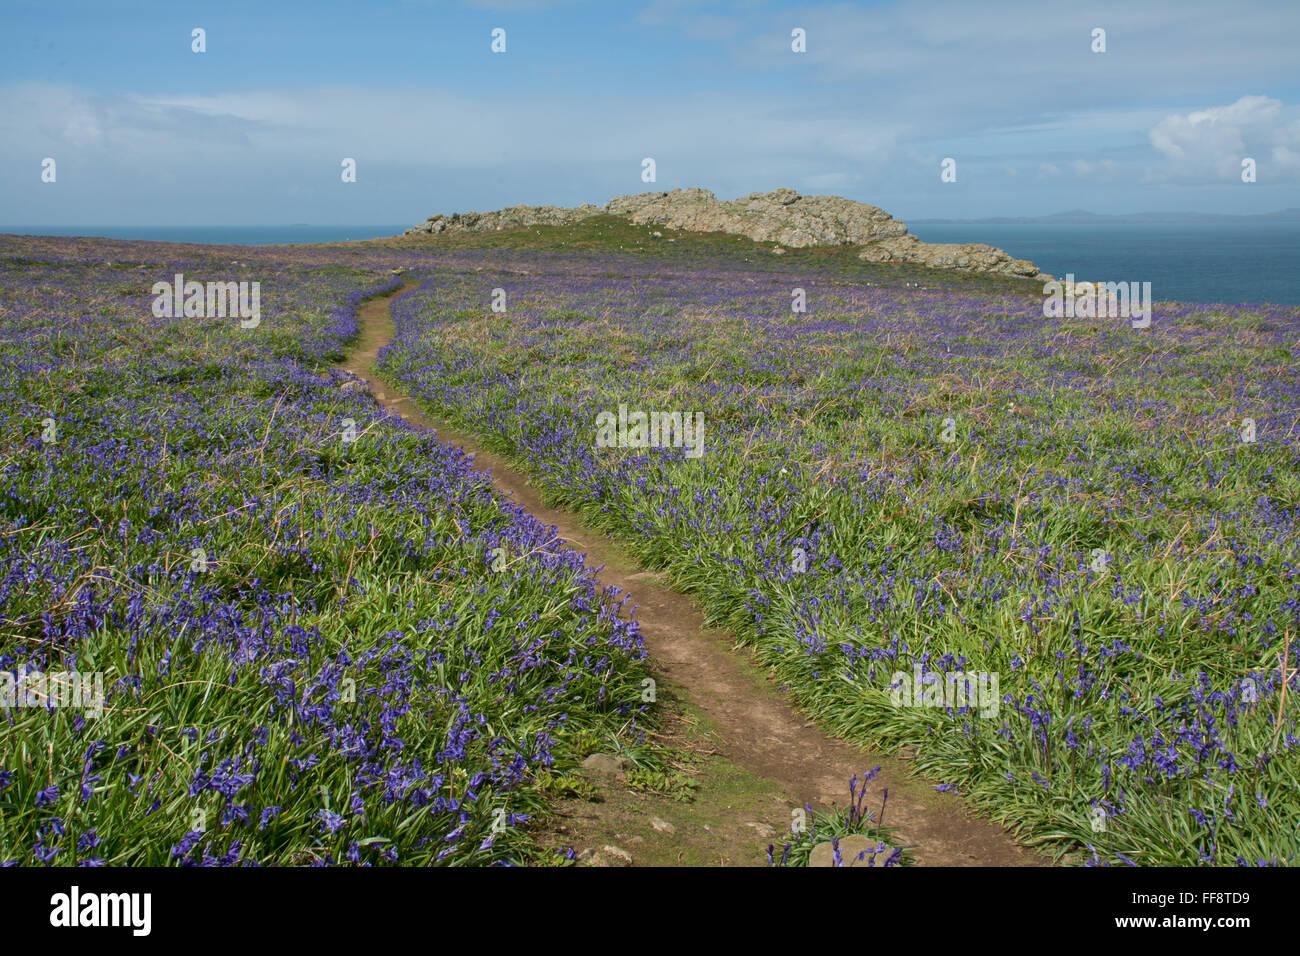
2;0;1299;225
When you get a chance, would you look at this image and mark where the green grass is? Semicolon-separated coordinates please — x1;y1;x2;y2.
0;256;653;866
379;253;1300;866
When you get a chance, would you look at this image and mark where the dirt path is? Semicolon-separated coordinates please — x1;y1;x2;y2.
341;278;1044;867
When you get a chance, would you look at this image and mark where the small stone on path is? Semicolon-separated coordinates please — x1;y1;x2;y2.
581;753;634;777
577;844;633;867
809;835;891;868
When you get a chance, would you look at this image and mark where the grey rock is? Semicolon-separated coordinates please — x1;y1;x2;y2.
601;844;633;865
339;379;368;393
580;753;634;777
577;844;633;867
857;235;1047;279
809;835;892;867
404;202;603;236
603;187;908;248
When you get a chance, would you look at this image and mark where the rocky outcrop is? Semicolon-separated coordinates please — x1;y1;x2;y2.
857;233;1046;279
405;187;1051;281
409;202;604;235
606;186;909;247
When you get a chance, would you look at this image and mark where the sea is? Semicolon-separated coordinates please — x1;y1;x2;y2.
908;221;1300;306
4;221;1298;306
1;225;409;247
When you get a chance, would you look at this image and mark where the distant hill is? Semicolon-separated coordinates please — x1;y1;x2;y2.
913;209;1300;224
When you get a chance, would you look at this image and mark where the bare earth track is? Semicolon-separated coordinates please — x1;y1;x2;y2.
341;279;1044;867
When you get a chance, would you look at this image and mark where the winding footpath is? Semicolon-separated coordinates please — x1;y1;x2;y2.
341;278;1043;867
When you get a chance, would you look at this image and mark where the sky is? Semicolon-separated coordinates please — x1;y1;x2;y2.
2;0;1299;225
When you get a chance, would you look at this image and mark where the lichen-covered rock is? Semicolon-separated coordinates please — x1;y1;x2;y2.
604;187;908;248
404;202;602;236
857;235;1043;278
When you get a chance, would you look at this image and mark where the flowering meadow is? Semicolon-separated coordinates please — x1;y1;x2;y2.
4;228;1297;867
0;238;648;865
379;250;1300;865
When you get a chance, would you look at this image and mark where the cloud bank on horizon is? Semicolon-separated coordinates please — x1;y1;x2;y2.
2;0;1298;225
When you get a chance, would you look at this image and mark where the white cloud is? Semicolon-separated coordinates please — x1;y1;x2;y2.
0;81;905;221
678;1;1300;149
4;1;1299;222
1069;158;1121;178
1146;95;1300;181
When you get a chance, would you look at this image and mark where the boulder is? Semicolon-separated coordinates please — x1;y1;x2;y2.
809;835;892;867
857;236;1045;279
580;753;634;777
577;844;634;867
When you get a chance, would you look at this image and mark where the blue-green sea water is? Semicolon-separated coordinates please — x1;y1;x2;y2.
908;221;1300;305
